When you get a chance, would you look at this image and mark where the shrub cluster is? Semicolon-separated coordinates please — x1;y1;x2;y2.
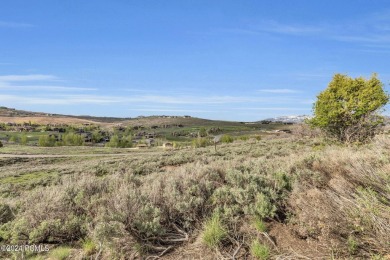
105;135;132;148
1;135;389;258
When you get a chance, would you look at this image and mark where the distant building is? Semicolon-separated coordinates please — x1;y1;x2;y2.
163;142;173;148
145;138;155;147
136;143;148;149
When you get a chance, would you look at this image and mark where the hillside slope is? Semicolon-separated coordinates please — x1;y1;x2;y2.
0;106;248;127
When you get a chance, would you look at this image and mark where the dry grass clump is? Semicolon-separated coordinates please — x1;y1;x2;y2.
288;136;390;257
0;142;295;258
47;246;72;260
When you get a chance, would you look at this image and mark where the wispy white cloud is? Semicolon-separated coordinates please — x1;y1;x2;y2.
258;88;300;94
215;28;264;36
333;34;390;44
0;85;97;92
233;107;308;111
0;94;124;105
0;93;306;106
137;95;256;104
122;88;194;95
291;73;332;80
0;72;311;108
219;10;390;47
0;21;33;28
0;74;95;92
129;108;215;113
300;99;316;105
256;20;323;35
133;95;307;104
218;21;322;36
0;74;58;81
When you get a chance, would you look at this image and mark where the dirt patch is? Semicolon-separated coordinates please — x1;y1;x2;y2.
160;165;180;172
268;222;328;259
163;234;218;260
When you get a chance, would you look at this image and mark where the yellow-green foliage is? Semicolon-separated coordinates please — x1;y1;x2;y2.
105;134;120;147
202;213;227;248
20;134;28;145
309;73;389;143
1;171;54;186
8;136;18;143
38;135;56;147
27;255;45;260
92;130;103;143
82;238;97;256
192;137;210;148
250;240;270;260
253;217;267;232
105;134;133;148
61;133;84;146
239;135;249;141
48;246;71;260
221;134;234;143
347;235;358;254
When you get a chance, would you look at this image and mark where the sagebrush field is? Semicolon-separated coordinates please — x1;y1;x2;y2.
0;129;389;259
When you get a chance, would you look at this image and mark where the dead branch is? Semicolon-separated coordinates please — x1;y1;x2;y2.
261;231;279;252
232;243;242;260
145;245;173;260
94;242;103;260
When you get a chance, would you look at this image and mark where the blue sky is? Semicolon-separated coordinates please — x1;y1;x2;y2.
1;0;390;121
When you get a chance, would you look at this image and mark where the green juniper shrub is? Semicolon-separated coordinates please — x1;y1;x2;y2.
309;73;389;143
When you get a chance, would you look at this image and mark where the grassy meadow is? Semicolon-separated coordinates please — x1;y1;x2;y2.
0;128;389;259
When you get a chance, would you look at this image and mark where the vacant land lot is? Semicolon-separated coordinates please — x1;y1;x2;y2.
0;133;389;259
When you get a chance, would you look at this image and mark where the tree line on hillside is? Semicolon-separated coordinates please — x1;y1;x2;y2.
37;133;134;148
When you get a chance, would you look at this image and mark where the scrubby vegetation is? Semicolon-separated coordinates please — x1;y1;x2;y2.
0;112;290;153
309;73;389;143
0;132;389;259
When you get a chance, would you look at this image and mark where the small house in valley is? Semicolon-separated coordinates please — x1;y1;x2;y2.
163;142;173;149
136;143;148;149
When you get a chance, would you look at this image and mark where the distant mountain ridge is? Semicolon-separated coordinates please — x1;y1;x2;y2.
0;106;313;124
0;106;248;127
262;114;390;124
261;115;312;123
